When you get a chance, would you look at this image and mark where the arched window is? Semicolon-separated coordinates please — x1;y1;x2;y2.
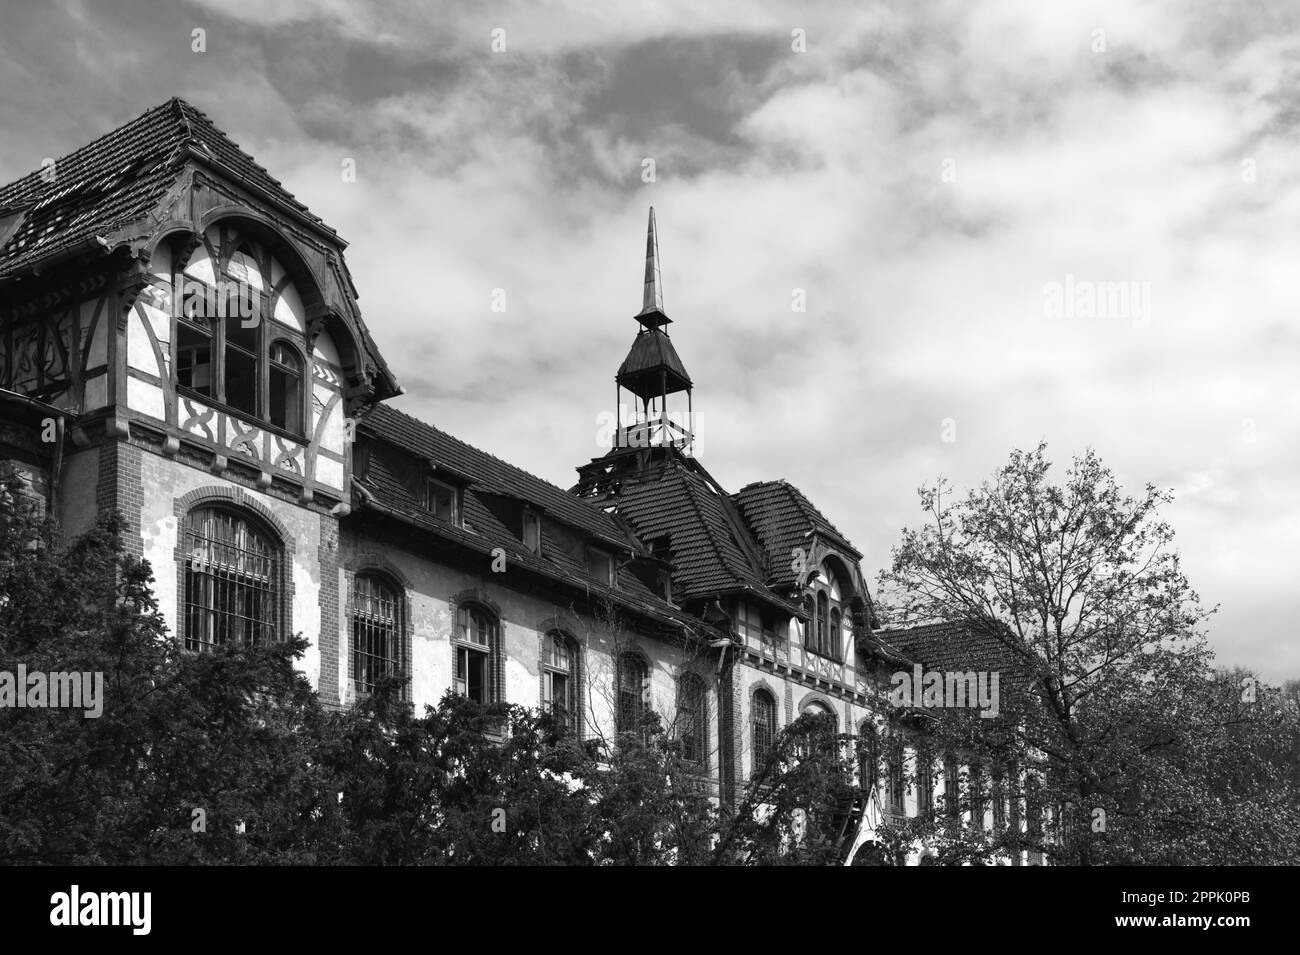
616;652;648;737
172;231;315;434
816;592;829;656
802;595;815;649
677;674;707;765
799;700;837;760
804;699;835;728
916;745;934;816
268;341;303;433
541;631;580;735
352;572;403;696
752;689;777;773
885;735;905;815
830;608;842;658
857;722;877;790
454;603;500;704
183;506;279;652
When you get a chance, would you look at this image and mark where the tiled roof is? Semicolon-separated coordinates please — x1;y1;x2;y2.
876;620;1038;699
360;403;637;553
354;406;718;634
733;479;860;589
578;451;804;615
0;97;328;278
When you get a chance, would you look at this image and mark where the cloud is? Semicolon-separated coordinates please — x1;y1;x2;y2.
3;0;1298;680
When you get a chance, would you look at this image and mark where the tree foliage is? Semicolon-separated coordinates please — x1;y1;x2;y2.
876;443;1300;864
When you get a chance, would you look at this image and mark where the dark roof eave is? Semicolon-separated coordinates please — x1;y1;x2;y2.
352;483;710;637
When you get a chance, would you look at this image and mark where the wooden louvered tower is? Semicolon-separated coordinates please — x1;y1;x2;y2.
614;207;693;453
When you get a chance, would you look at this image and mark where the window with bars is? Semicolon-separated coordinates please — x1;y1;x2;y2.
541;631;579;734
752;690;777;774
183;506;280;653
454;604;500;704
677;674;707;765
615;652;647;738
351;572;403;696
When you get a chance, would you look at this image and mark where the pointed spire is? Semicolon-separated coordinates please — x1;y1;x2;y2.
640;206;664;317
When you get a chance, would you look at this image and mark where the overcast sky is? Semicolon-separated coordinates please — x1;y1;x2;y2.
2;0;1296;681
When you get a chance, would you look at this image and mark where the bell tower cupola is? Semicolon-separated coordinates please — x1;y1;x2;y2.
615;207;693;452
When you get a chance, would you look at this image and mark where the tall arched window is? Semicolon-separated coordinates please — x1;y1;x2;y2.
183;506;279;652
677;674;707;765
268;341;303;433
857;721;877;791
454;603;501;704
752;689;777;773
804;560;848;661
816;592;829;656
616;652;648;738
172;230;315;434
802;595;815;649
885;736;906;815
352;572;403;696
542;630;580;735
916;745;934;816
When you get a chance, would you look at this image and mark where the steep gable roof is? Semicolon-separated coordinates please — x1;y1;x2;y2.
733;479;861;589
0;97;329;278
575;450;803;614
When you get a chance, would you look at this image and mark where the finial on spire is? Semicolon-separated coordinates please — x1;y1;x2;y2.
640;206;663;316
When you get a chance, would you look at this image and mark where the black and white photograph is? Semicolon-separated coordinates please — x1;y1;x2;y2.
0;0;1295;929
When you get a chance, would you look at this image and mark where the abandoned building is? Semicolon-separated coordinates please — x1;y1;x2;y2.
0;98;1036;861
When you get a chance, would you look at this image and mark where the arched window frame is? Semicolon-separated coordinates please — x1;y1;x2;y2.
676;672;708;766
804;560;847;662
349;570;407;699
171;230;314;439
884;733;906;816
180;503;283;653
453;602;502;705
857;721;878;792
751;688;778;775
540;630;582;736
267;338;306;434
615;651;649;739
816;591;829;656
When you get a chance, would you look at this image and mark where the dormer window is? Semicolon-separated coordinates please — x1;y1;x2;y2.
585;547;615;586
424;477;460;524
170;237;310;438
522;509;541;554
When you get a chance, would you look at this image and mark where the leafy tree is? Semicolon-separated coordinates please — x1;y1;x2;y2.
0;468;336;863
876;443;1300;864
